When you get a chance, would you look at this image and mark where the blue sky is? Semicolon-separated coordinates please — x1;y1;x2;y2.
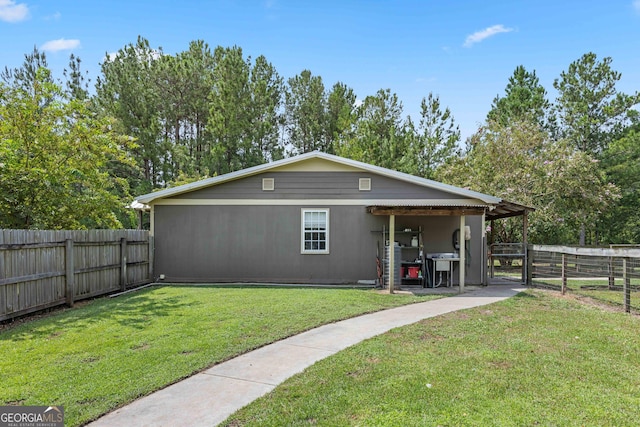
2;0;639;140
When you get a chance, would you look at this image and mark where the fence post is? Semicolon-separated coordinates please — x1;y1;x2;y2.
65;239;75;307
623;258;630;313
120;238;127;291
608;256;615;290
561;253;567;295
148;235;154;282
526;244;533;286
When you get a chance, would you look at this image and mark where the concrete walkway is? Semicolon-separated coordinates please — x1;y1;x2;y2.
89;285;524;427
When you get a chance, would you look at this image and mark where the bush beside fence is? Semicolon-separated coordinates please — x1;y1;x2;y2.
0;229;153;322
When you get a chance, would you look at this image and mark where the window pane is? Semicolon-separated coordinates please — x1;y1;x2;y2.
302;210;328;253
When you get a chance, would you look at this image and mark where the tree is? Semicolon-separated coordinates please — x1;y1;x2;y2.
0;69;135;229
1;46;51;91
408;93;460;179
284;70;328;154
436;119;619;244
598;124;640;243
63;53;90;100
176;40;217;176
487;65;550;128
553;52;640;155
152;40;217;179
96;36;163;191
248;55;284;163
208;46;253;175
326;82;358;154
342;89;412;172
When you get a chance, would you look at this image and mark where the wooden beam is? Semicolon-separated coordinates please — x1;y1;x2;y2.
367;206;486;216
486;211;527;220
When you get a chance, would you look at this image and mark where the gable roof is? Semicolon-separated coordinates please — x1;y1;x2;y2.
132;152;534;219
135;152;500;204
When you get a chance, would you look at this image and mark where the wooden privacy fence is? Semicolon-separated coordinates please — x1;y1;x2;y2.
1;229;153;322
530;245;640;313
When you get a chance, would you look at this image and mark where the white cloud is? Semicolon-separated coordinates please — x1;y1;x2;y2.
634;0;640;13
0;0;29;22
41;38;81;52
463;24;514;47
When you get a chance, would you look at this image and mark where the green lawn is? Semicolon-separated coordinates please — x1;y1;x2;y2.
222;289;640;427
0;285;438;427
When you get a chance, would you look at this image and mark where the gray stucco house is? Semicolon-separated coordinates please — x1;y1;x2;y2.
133;152;530;289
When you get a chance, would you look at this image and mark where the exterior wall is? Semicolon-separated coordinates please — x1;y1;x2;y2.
152;171;487;285
154;204;387;283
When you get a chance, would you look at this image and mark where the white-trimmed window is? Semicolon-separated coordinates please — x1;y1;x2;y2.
301;209;329;254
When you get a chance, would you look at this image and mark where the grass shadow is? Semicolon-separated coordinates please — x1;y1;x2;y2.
3;286;191;341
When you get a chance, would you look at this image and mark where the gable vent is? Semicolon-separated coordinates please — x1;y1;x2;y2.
262;178;275;191
359;178;371;191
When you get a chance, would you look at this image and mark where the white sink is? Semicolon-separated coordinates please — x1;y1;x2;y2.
426;253;459;259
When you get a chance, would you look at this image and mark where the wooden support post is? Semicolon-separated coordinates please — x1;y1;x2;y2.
459;215;465;293
65;239;75;307
389;215;395;294
522;211;528;285
120;238;127;292
482;213;487;287
561;253;567;295
623;258;630;313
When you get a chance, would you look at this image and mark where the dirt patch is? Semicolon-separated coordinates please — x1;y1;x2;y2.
47;331;64;340
131;343;151;351
488;360;513;369
534;289;638;316
420;332;445;342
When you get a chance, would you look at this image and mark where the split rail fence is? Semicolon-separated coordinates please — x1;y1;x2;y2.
1;229;153;322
